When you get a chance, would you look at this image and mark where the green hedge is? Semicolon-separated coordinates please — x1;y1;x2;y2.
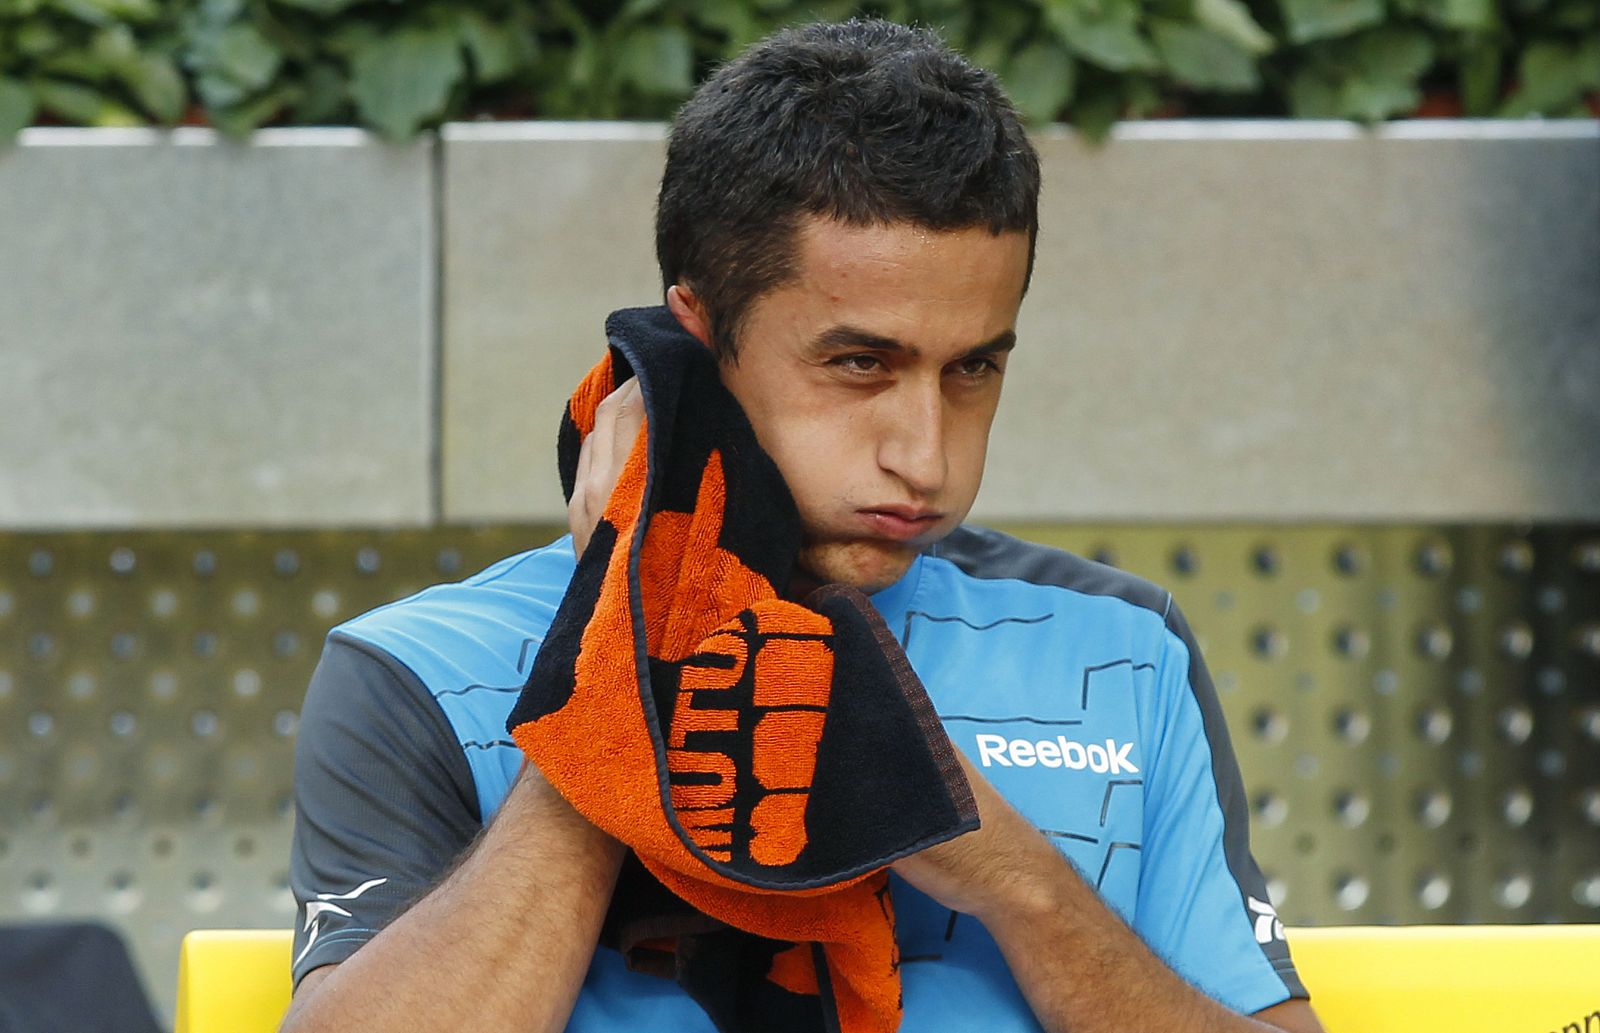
1;0;1596;142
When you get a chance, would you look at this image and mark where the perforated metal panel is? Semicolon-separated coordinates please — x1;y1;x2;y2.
2;525;1597;1023
0;528;545;1023
1010;525;1600;929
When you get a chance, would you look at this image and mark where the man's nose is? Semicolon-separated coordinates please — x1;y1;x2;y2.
877;381;947;496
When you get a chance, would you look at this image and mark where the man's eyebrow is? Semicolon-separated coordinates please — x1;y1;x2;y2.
964;330;1018;357
809;325;1017;357
811;325;910;354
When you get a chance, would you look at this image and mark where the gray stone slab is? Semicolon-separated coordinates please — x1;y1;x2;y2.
440;121;1600;523
997;120;1600;521
440;123;666;523
0;128;434;528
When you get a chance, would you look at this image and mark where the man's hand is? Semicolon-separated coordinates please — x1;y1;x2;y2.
568;378;644;556
892;752;1325;1033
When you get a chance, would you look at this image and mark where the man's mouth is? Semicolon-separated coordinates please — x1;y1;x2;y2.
855;506;945;542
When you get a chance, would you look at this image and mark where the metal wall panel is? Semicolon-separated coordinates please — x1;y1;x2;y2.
438;122;1600;524
0;128;436;529
2;525;1596;1021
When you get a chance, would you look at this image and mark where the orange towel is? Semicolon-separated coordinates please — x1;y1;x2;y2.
509;306;977;1033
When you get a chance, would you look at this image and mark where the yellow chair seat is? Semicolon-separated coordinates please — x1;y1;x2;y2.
175;929;294;1033
1288;925;1600;1032
174;925;1600;1033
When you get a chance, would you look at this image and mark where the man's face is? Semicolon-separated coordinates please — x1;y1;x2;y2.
717;217;1031;594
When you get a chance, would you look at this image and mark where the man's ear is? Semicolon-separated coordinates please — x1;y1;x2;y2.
666;284;714;350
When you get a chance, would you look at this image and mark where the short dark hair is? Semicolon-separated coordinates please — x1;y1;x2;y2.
655;19;1041;360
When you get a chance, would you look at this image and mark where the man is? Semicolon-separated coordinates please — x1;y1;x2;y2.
282;19;1323;1033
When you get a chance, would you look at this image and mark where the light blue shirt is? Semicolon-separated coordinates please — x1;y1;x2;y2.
337;527;1303;1028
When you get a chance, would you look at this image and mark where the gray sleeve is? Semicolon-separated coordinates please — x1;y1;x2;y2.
288;634;482;986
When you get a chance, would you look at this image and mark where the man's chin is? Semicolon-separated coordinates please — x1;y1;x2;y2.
794;539;918;595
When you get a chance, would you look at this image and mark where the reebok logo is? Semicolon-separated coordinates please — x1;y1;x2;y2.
974;733;1139;774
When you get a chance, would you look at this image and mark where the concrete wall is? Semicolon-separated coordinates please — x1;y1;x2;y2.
3;121;1597;527
0;128;436;528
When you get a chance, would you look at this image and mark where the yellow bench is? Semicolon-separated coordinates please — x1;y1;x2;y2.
176;925;1600;1033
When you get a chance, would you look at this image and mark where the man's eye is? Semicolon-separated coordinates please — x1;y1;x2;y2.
955;357;1002;378
833;354;884;373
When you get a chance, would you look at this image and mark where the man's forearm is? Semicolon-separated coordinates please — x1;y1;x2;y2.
895;752;1316;1033
975;842;1282;1033
280;766;625;1033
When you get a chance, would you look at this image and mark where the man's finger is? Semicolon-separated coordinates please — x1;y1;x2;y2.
586;388;619;513
569;431;596;554
611;381;645;463
569;379;645;554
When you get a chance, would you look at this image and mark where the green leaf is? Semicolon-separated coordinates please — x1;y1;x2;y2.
879;0;914;22
250;4;318;64
968;35;1012;75
455;10;531;84
1300;27;1434;120
1151;20;1261;91
617;0;668;18
1287;65;1341;116
1277;0;1384;45
1546;0;1598;28
1499;38;1600;115
348;25;464;139
124;53;185;121
44;0;113;25
1338;75;1419;120
565;29;598;91
1347;26;1434;80
289;62;347;123
322;20;380;58
923;6;977;48
270;0;358;13
44;0;157;23
966;2;1038;73
1045;0;1160;73
14;22;64;57
966;0;1037;54
89;23;138;68
1005;40;1076;122
612;25;693;96
1458;40;1503;115
197;0;247;23
1194;0;1274;55
692;0;764;49
208;82;298;136
1584;36;1600;86
195;70;248;109
1147;0;1197;19
1121;74;1165;116
0;77;38;138
34;78;141;125
211;24;283;91
95;0;159;21
917;0;974;15
1415;0;1495;31
1068;80;1124;140
39;52;116;83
